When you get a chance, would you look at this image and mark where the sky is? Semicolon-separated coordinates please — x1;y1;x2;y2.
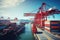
0;0;60;20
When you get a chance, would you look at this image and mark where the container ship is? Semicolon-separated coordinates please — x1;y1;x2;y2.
0;19;25;36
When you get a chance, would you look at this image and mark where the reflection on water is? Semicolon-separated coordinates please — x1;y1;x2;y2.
0;23;34;40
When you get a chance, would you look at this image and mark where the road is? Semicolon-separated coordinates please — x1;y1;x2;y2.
35;27;60;40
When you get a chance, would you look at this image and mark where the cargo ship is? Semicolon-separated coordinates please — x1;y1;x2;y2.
0;20;25;36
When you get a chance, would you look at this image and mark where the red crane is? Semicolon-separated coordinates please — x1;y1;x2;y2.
24;3;60;33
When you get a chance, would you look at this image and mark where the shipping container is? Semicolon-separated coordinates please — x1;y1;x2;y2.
45;20;60;34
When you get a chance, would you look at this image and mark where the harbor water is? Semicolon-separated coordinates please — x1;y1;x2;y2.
17;23;35;40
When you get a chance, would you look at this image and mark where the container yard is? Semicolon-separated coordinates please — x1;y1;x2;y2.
0;0;60;40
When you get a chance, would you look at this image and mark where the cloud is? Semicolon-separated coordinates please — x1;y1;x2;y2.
0;0;25;8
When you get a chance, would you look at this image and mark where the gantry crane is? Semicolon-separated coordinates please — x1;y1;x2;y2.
24;3;60;33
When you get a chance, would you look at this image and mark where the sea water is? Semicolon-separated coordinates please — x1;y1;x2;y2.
17;23;35;40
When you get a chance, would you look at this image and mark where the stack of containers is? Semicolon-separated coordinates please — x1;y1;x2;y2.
45;20;60;34
45;20;50;32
